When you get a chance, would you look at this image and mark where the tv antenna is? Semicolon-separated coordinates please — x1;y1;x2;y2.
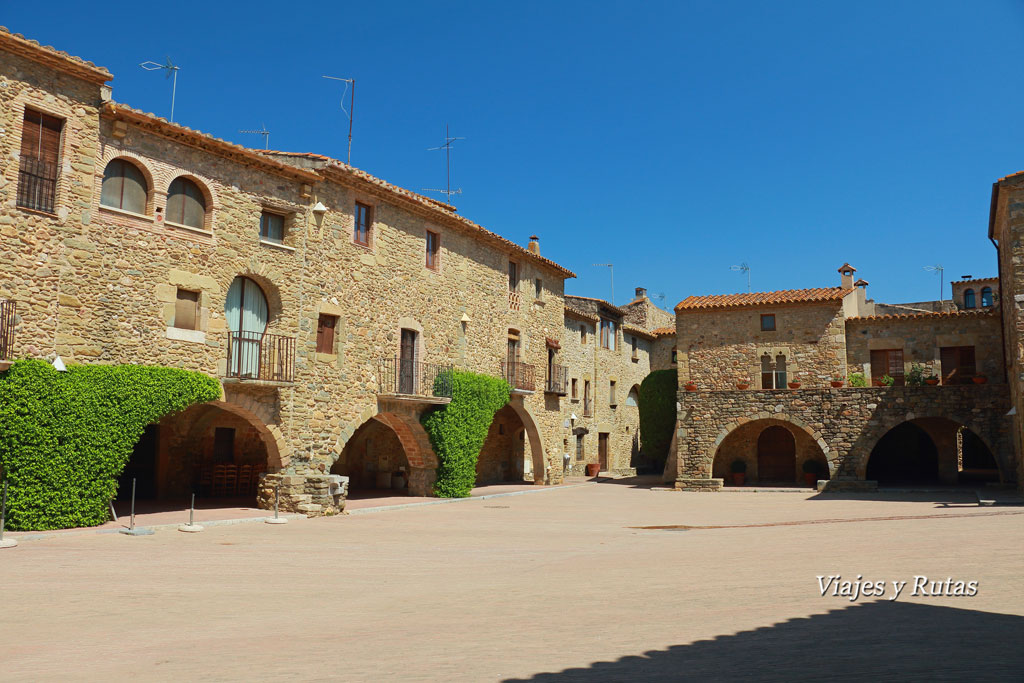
239;124;271;150
654;293;667;307
423;125;464;204
322;75;355;164
730;262;751;292
140;57;180;123
593;263;615;305
923;264;944;301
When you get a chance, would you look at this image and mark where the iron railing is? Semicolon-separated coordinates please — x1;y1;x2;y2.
0;300;15;360
545;364;569;395
226;331;295;382
502;359;537;392
583;398;593;418
379;357;454;398
17;157;58;214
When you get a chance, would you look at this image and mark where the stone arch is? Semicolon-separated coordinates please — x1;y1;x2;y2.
224;269;286;326
506;397;547;484
331;409;438;497
709;414;831;484
626;384;641;407
179;399;291;472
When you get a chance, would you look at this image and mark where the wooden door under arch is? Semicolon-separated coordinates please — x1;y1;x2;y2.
757;426;795;483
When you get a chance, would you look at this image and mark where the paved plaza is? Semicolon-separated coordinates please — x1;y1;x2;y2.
3;481;1023;681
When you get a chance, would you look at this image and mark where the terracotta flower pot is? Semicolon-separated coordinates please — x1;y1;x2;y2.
973;376;988;385
684;383;698;392
830;381;844;388
925;378;939;385
804;472;818;487
788;382;801;389
732;472;745;486
737;383;750;390
585;463;600;477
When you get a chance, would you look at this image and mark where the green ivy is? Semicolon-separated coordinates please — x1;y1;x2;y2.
421;369;510;498
638;369;678;469
0;359;221;530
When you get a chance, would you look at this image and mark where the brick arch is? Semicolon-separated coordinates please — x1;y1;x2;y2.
708;413;831;478
97;151;158;215
173;400;291;472
371;412;438;470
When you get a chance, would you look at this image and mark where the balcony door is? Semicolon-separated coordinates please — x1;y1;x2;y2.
507;330;520;386
399;329;418;394
225;276;268;378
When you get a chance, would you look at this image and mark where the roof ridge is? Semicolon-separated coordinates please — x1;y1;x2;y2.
0;26;111;82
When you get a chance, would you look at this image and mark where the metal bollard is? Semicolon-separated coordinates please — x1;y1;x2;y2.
0;480;16;548
265;481;288;524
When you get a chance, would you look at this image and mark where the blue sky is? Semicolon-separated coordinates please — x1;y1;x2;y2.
11;2;1024;307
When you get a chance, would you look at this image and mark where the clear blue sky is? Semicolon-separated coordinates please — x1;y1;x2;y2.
10;2;1024;307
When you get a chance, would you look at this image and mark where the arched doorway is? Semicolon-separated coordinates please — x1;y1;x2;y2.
867;418;1000;485
757;426;796;483
959;428;1000;484
332;417;413;495
477;398;546;486
867;422;938;485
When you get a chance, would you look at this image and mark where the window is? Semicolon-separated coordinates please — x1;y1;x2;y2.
761;353;788;389
981;287;994;307
571;378;578;399
580;325;587;344
354;202;372;246
584;380;591;413
600;318;616;350
173;289;199;330
626;386;639;407
609;380;617;406
941;346;976;385
870;349;905;386
316;314;337;354
425;230;440;270
508;261;519;291
260;210;285;243
631;336;638;360
964;289;976;309
535;278;543;299
166;177;207;229
671;347;677;364
17;109;63;213
761;314;776;332
101;159;147;214
576;434;584;461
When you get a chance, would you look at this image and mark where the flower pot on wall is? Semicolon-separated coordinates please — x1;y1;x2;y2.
788;382;801;389
684;383;698;392
830;381;844;388
925;378;940;385
737;383;750;390
973;375;988;384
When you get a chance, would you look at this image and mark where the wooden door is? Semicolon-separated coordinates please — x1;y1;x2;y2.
599;433;609;471
400;329;417;394
940;346;976;385
757;426;795;483
871;349;905;385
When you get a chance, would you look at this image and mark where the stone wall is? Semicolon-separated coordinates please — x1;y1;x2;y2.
672;386;1015;489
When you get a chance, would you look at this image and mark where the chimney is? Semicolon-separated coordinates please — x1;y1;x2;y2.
837;263;857;290
635;287;647;300
528;235;540;256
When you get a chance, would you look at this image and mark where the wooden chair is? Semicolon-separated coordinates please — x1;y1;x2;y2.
199;465;213;497
236;464;252;496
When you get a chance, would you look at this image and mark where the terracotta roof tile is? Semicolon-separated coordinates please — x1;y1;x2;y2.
651;326;675;337
563;295;629;316
0;26;111;83
847;309;998;322
564;305;599;322
621;323;657;340
676;287;853;312
952;276;998;285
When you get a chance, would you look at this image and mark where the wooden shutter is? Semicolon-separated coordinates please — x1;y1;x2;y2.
316;315;336;353
940;347;958;385
21;109;62;164
174;289;199;330
888;349;905;385
870;350;887;384
18;109;62;212
959;346;976;381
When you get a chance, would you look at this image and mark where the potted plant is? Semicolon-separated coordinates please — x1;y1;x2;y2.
973;374;988;385
873;374;895;387
684;380;698;392
906;363;925;387
787;379;801;389
830;375;844;388
925;374;940;385
802;459;823;488
736;380;750;390
848;372;868;387
730;459;747;486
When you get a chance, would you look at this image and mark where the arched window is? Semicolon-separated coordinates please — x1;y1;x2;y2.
101;159;148;214
981;287;993;307
166;177;207;229
225;276;268;378
671;346;677;364
760;353;773;389
964;289;976;309
775;354;787;389
626;385;640;407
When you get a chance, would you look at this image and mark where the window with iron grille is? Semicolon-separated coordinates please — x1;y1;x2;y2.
354;202;372;246
260;210;285;243
173;289;200;330
101;159;148;214
426;230;440;269
17;109;63;214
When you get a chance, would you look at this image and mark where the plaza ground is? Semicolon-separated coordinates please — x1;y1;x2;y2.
2;480;1023;681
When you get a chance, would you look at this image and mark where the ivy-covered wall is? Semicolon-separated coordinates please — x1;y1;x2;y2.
638;369;677;470
421;370;511;497
0;360;221;530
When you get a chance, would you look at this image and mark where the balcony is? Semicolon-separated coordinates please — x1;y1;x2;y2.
545;364;569;395
379;357;454;399
508;290;522;312
0;299;14;361
225;331;295;383
502;359;536;392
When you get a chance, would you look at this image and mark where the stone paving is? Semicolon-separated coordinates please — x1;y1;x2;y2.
2;481;1023;681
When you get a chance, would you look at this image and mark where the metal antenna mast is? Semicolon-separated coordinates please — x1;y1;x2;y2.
730;262;751;292
323;75;355;164
239;124;271;150
423;125;465;203
593;263;615;305
924;264;945;301
140;57;180;122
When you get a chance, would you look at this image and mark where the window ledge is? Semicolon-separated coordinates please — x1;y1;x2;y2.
260;239;296;252
166;327;206;344
316;352;338;363
16;205;59;219
533;299;546;305
166;221;214;237
99;205;154;222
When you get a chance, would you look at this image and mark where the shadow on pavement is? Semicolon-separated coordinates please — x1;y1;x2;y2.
504;601;1024;681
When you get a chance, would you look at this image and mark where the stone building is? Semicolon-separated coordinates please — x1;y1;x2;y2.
668;262;1013;491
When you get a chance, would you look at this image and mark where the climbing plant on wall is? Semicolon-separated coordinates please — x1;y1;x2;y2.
638;369;678;470
0;359;221;530
421;370;511;498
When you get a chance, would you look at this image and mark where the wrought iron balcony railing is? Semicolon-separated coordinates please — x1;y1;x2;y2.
17;157;58;214
226;331;295;382
0;300;15;360
379;357;454;398
545;364;569;395
502;359;536;392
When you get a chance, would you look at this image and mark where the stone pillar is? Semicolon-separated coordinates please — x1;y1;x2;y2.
407;467;436;497
674;419;723;491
